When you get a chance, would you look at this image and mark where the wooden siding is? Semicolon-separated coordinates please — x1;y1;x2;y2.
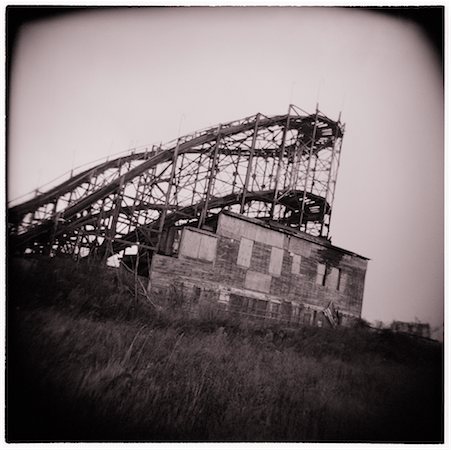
149;213;368;321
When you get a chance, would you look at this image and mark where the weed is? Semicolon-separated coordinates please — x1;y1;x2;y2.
6;256;443;442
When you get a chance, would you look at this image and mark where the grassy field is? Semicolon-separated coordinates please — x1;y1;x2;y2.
7;257;444;442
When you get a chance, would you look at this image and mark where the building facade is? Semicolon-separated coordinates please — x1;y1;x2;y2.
150;211;368;327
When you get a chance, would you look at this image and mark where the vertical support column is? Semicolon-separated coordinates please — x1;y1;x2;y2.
231;152;241;193
107;175;126;257
175;153;185;193
95;197;107;258
320;112;342;237
29;189;40;228
326;123;345;239
299;105;319;229
289;128;304;191
190;154;202;205
131;173;144;232
156;140;180;251
199;125;222;227
48;200;59;256
271;106;292;219
66;170;75;208
240;114;260;213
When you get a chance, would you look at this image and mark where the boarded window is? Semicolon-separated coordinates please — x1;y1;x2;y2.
281;301;292;320
291;254;301;274
292;304;303;323
198;234;217;261
237;238;253;267
303;310;312;325
244;270;272;293
269;247;284;276
327;267;341;290
179;228;217;262
316;263;326;285
229;294;268;316
336;268;342;290
339;272;347;292
270;302;280;318
179;229;202;259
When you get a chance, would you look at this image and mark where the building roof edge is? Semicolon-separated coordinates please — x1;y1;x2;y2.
220;211;370;261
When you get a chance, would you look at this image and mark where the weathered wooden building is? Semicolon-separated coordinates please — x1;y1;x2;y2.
150;211;368;326
8;106;369;326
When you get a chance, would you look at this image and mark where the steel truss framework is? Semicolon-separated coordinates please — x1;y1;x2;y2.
8;105;344;262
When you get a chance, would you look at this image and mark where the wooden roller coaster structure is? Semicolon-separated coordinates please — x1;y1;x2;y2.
8;104;345;267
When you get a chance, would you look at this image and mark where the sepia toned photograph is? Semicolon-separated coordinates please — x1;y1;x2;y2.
6;5;444;443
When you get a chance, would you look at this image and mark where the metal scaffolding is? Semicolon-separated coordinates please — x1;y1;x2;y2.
8;105;345;262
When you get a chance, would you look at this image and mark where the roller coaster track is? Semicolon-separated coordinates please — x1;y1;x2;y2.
8;105;344;260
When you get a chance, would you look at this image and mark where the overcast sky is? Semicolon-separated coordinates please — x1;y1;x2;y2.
8;7;444;335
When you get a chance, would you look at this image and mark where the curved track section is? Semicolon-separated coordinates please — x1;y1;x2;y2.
8;106;344;259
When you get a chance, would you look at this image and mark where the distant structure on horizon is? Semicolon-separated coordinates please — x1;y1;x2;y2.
391;321;431;339
8;105;368;326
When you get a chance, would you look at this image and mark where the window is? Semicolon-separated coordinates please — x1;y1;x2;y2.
245;270;272;293
270;302;280;318
179;229;201;259
248;298;269;316
237;238;253;267
316;263;345;290
179;228;217;262
316;263;326;285
339;272;347;292
198;235;217;261
281;301;292;321
172;229;181;253
328;267;341;290
324;267;345;291
303;309;313;325
269;247;284;276
336;268;342;291
291;254;301;274
292;304;303;323
229;294;268;316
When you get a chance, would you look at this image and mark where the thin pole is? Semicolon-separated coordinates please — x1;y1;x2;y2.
190;154;202;205
108;175;126;257
199;125;222;227
320;112;342;237
271;105;292;219
290;125;303;191
299;105;319;229
326;122;345;239
156;140;180;251
240;114;260;213
48;200;59;256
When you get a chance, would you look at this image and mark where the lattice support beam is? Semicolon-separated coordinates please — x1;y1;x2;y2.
8;106;345;260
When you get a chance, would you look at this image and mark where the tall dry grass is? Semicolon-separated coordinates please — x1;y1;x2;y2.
7;256;443;442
